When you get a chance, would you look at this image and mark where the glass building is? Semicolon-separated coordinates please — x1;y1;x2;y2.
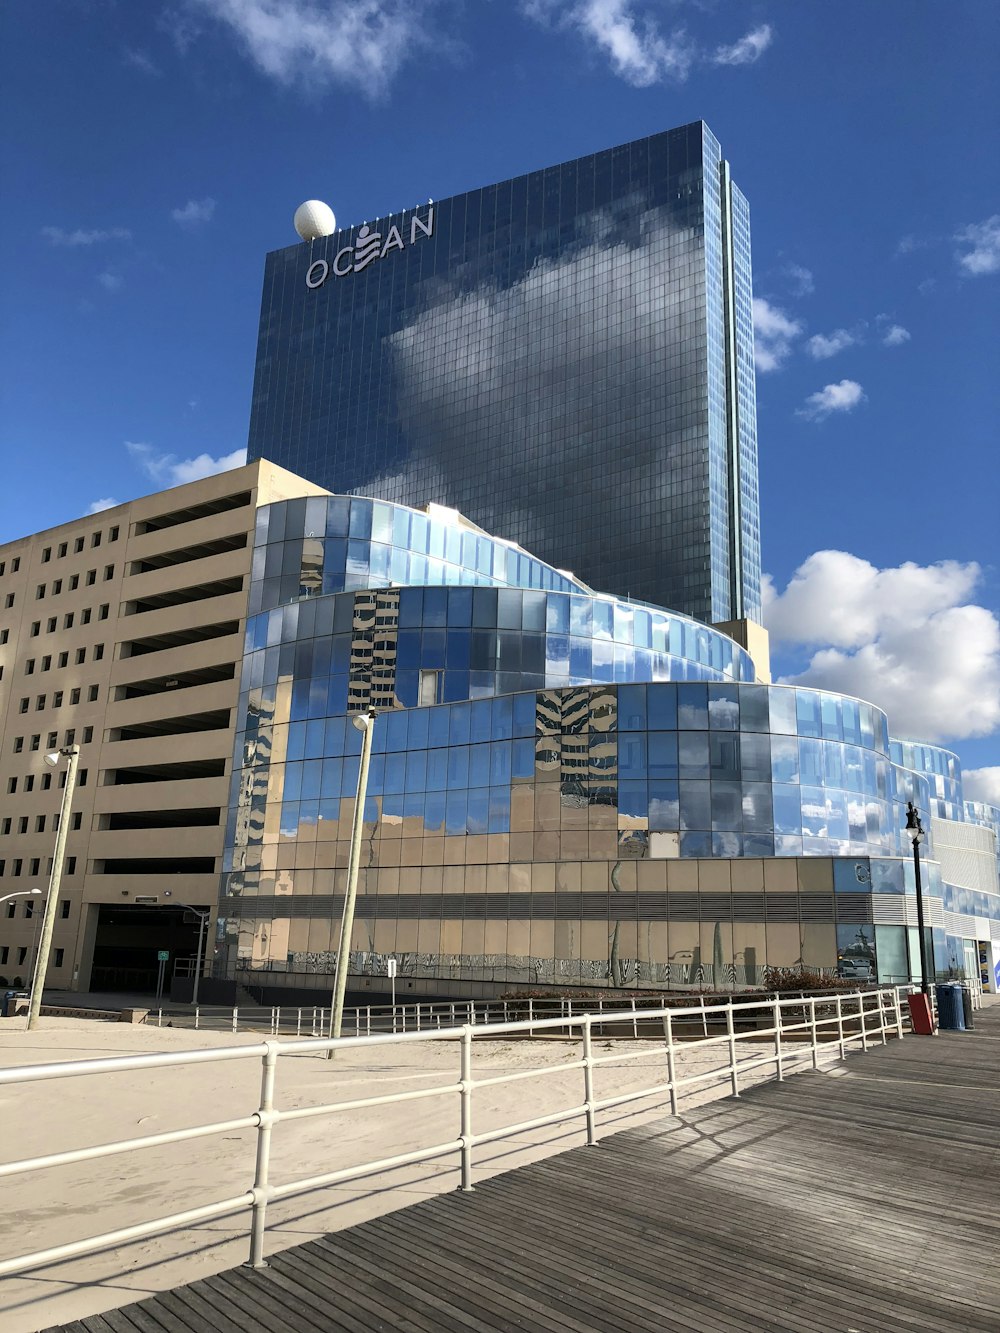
218;495;1000;997
247;121;760;626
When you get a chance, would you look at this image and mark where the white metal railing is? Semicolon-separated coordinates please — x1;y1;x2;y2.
0;989;903;1278
148;986;919;1038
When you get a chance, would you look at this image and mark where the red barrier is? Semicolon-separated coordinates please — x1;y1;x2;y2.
907;993;935;1035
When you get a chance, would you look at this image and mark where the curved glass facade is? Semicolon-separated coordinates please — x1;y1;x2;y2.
212;492;1000;995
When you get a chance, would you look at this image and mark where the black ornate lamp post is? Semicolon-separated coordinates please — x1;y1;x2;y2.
905;801;931;995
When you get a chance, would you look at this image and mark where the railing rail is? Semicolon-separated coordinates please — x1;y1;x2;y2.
0;988;905;1280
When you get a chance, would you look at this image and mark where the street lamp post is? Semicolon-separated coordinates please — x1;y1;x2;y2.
27;745;80;1031
905;801;931;995
163;893;210;1007
327;709;377;1055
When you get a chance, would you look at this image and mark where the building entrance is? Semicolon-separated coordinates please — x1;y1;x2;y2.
90;903;208;993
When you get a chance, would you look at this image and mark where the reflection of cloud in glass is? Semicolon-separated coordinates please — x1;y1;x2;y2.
379;207;703;602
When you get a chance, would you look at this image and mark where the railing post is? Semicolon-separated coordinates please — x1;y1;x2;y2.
859;992;868;1052
459;1026;474;1192
355;1007;361;1038
836;993;846;1059
700;994;708;1038
247;1042;279;1269
877;990;888;1045
582;1015;597;1146
772;997;783;1080
726;1002;740;1097
296;1008;302;1037
503;1000;509;1024
232;1007;238;1034
663;1011;679;1117
468;1001;474;1027
157;1009;162;1028
631;997;638;1039
194;1007;199;1031
528;998;534;1036
809;997;819;1070
417;1006;422;1032
894;988;905;1040
367;1006;371;1037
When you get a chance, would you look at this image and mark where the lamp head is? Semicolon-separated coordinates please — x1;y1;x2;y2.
905;801;925;843
351;709;376;733
43;751;60;767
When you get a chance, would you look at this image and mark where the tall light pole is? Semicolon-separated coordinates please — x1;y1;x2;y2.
905;801;931;996
27;745;80;1030
327;709;377;1055
163;893;210;1007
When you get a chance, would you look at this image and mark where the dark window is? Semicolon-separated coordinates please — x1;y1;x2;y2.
81;607;91;624
13;737;23;753
71;811;83;830
86;570;96;586
35;815;45;833
52;579;62;594
46;732;57;747
57;652;68;668
66;856;77;874
18;697;29;713
98;603;109;620
41;655;51;671
46;617;56;632
60;900;70;919
103;565;114;581
109;525;119;542
69;573;79;590
24;659;34;675
93;644;104;661
54;948;65;967
7;777;15;794
35;694;45;710
74;537;84;553
63;612;74;629
69;688;80;705
58;542;67;558
92;532;102;548
82;726;93;743
88;685;98;702
52;692;63;708
41;547;51;562
28;858;40;877
35;584;45;599
76;648;86;664
30;621;40;637
24;775;33;792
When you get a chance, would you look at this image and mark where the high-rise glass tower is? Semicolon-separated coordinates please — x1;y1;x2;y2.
247;121;760;625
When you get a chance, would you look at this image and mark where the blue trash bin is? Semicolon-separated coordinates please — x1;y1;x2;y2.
935;983;965;1031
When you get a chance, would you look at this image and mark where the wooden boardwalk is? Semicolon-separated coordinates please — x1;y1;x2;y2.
53;1005;1000;1333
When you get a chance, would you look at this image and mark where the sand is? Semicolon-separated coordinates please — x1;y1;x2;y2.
0;1011;826;1332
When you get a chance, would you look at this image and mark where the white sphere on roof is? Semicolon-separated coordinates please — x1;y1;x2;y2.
294;200;336;241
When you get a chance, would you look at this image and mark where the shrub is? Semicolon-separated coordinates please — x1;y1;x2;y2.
762;967;858;993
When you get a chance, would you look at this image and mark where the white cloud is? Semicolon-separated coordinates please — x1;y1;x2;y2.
752;297;802;372
42;226;131;247
712;23;773;66
525;0;694;86
171;197;216;226
763;551;1000;743
127;441;248;486
797;379;865;420
783;263;814;297
523;4;772;85
965;768;1000;807
97;271;124;292
806;328;858;359
186;0;445;97
87;497;119;514
123;47;161;75
955;215;1000;276
882;324;910;347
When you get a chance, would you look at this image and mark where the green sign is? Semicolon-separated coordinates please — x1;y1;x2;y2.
157;950;169;962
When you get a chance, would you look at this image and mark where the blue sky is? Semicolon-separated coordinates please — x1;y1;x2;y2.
2;1;998;788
